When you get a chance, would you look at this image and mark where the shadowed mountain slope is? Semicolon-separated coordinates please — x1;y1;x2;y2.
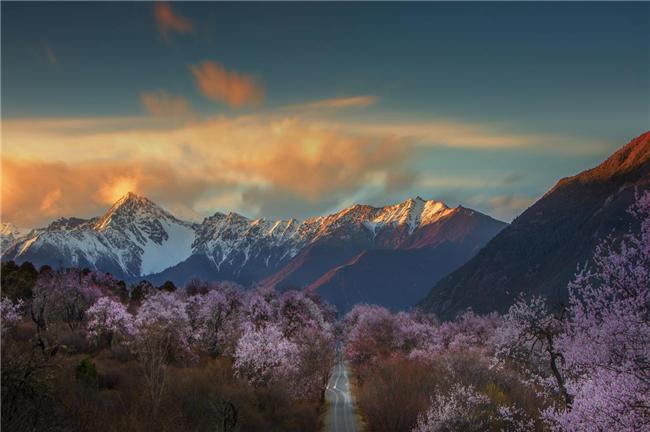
420;132;650;320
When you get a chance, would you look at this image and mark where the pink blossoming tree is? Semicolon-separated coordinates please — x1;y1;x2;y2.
86;297;134;349
545;191;650;431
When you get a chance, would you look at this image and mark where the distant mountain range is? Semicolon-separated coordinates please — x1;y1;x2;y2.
1;194;506;314
420;131;650;319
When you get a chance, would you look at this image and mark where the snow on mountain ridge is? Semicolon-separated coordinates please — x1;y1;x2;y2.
2;193;469;278
2;192;198;276
92;193;197;274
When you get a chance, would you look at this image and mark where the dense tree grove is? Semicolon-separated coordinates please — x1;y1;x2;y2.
343;191;649;432
1;266;335;431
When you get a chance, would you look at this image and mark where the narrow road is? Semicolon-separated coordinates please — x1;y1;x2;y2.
323;348;360;432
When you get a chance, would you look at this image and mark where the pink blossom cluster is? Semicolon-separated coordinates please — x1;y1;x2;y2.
233;322;301;387
132;291;195;363
187;286;243;356
79;282;337;398
343;305;500;367
233;288;336;398
412;384;534;432
86;297;134;348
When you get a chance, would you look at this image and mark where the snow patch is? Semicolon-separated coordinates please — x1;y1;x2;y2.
139;221;195;275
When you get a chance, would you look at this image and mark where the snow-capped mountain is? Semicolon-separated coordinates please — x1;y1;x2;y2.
2;193;507;311
193;196;456;262
152;196;500;287
2;193;196;277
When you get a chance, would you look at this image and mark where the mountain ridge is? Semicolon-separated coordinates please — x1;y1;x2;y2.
420;131;650;320
2;194;507;312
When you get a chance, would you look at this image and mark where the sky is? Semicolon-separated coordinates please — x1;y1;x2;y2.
1;2;649;228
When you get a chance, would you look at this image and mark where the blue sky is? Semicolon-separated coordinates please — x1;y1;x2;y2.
2;2;649;226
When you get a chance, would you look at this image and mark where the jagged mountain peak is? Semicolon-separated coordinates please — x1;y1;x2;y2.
225;212;250;223
107;191;164;214
203;212;227;223
374;197;452;231
94;191;180;231
202;210;252;225
403;195;425;204
47;217;91;231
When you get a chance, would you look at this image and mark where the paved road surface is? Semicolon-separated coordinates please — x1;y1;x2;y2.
323;350;359;432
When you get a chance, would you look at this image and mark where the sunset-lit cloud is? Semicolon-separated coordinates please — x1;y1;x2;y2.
1;158;215;227
98;176;140;204
229;123;408;198
154;2;193;39
1;113;593;226
141;91;192;118
39;188;63;216
2;2;645;233
1;115;411;226
285;95;378;111
190;61;264;108
337;120;607;153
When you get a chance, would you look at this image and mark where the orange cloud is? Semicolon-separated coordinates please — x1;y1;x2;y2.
0;115;413;226
286;95;378;111
1;158;215;227
230;123;408;198
39;188;63;215
155;2;193;38
1;113;593;226
98;176;140;204
141;91;191;118
190;61;264;108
